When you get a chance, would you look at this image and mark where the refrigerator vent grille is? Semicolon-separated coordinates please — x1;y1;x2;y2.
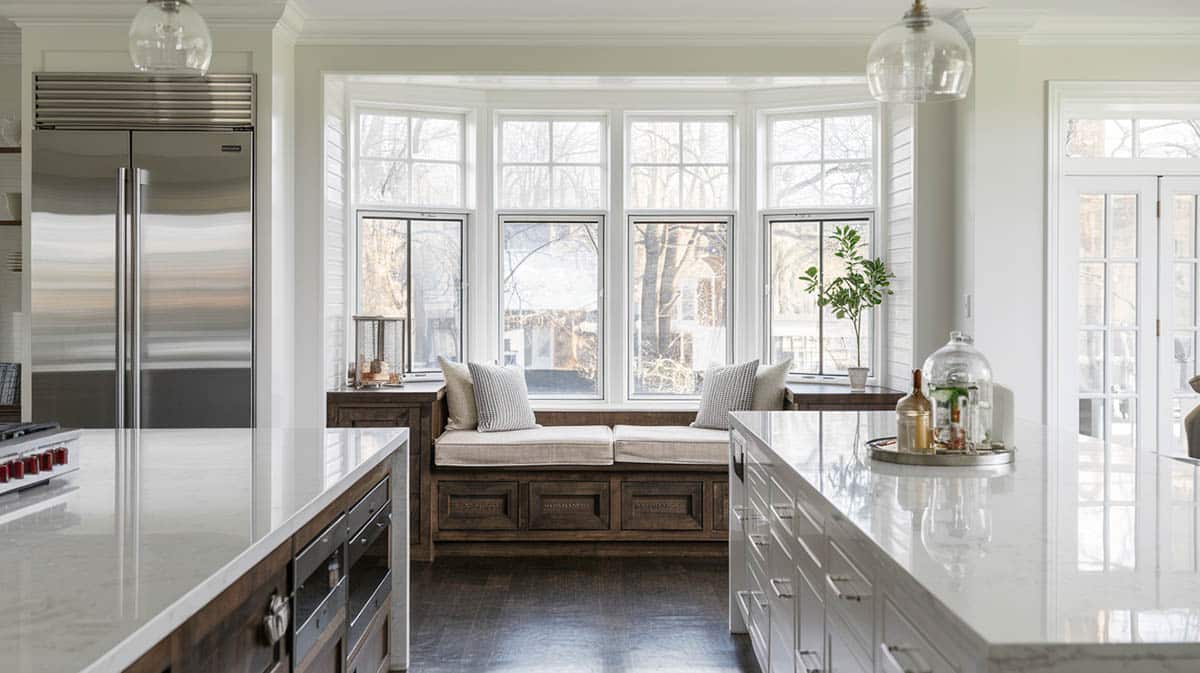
34;74;255;130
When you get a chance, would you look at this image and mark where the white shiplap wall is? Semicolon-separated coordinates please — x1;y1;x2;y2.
885;103;916;391
324;78;347;391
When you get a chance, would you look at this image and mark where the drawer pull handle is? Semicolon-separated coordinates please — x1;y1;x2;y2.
261;593;289;646
797;649;823;673
881;643;933;673
748;533;768;547
751;590;769;610
796;535;822;569
731;505;748;522
825;574;870;602
768;577;793;599
771;503;794;520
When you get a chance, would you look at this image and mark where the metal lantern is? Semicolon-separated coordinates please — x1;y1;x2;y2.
351;315;406;389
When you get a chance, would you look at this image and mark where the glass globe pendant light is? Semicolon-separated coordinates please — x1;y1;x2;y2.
866;0;972;103
129;0;213;76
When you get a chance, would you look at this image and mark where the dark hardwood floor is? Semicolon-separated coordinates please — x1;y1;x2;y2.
410;556;759;673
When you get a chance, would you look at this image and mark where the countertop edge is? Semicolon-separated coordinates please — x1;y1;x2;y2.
77;429;409;673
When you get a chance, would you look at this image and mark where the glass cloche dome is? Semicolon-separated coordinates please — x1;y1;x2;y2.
129;0;212;76
866;0;973;103
922;332;993;450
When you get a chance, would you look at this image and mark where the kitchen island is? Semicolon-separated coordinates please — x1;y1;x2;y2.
729;410;1200;673
0;427;409;673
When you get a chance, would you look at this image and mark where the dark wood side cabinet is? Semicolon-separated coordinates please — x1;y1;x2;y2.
785;382;902;410
327;382;443;562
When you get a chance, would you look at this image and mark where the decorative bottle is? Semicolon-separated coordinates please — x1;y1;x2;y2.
896;369;933;454
922;332;993;451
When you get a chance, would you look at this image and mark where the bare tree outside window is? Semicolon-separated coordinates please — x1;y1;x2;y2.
631;220;728;396
628;119;732;210
358;216;463;372
767;113;874;208
501;219;602;397
358;111;464;208
499;118;606;209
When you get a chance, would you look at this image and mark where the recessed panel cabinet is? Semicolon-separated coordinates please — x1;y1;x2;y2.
731;429;971;673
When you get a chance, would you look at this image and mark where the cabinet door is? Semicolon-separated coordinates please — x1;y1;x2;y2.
795;565;825;673
768;529;796;673
174;548;291;673
827;612;870;673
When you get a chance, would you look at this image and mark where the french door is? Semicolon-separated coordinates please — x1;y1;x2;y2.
1059;175;1200;455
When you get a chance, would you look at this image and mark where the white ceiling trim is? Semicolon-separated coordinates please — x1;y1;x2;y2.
964;9;1200;45
292;17;887;47
0;0;291;29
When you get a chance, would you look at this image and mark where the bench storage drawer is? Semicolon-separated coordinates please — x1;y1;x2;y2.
438;481;520;530
529;481;610;530
621;481;704;530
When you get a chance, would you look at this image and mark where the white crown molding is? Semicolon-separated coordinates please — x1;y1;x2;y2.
963;9;1200;46
0;0;291;30
292;17;889;47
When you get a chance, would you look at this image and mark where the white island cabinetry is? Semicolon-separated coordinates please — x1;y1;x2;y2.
730;410;1200;673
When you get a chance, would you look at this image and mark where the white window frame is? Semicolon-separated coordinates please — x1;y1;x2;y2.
353;209;470;378
763;107;878;210
498;212;607;400
495;112;610;211
354;105;469;210
625;112;737;211
627;212;735;400
762;210;881;383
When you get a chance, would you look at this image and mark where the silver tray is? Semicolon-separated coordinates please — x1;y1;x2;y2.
867;436;1015;466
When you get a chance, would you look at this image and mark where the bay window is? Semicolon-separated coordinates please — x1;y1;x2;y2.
357;108;466;208
498;116;607;209
627;117;734;210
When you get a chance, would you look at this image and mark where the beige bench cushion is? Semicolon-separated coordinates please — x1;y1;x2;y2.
613;425;729;465
435;426;614;467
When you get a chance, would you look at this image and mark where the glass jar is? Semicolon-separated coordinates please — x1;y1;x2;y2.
922;332;993;451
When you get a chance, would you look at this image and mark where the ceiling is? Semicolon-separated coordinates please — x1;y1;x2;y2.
292;0;1200;19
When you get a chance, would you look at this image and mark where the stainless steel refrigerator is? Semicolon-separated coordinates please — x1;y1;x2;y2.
31;74;255;429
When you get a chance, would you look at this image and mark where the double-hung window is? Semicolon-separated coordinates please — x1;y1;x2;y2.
627;115;734;397
354;108;468;373
764;109;878;379
497;115;608;398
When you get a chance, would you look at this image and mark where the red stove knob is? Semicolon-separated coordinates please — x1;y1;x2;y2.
40;451;54;472
0;463;8;483
23;455;39;475
9;459;23;479
53;447;68;465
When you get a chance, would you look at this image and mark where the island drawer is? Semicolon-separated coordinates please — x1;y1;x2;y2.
349;502;390;569
347;591;390;673
793;497;825;576
828;609;872;673
795;565;825;673
294;576;347;667
881;597;958;673
826;537;874;653
295;515;348;588
347;476;390;539
768;473;797;541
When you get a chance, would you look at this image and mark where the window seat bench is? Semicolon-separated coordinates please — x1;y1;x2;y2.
327;381;902;560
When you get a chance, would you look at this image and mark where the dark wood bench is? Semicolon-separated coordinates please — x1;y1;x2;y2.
327;382;901;560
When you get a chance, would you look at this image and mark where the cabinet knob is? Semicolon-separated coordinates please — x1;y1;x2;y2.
261;593;289;646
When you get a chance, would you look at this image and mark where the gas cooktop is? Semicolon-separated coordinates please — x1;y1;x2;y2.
0;422;80;497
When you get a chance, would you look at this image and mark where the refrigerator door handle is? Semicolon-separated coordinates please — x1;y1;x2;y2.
130;168;147;429
116;167;129;428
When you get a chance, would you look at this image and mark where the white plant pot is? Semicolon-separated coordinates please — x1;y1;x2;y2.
847;367;869;392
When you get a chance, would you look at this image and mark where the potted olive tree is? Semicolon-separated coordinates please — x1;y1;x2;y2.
801;225;895;391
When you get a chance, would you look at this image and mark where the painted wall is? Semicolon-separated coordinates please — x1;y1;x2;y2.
14;25;296;427
960;39;1200;424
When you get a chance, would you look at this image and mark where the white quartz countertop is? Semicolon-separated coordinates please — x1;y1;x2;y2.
731;410;1200;647
0;427;408;673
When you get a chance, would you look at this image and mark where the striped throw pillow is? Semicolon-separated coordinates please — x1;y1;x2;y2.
692;360;760;430
468;362;539;432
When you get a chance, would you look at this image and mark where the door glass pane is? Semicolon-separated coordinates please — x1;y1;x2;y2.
631;220;728;396
1078;331;1103;393
1078;262;1105;325
1079;194;1105;258
1110;331;1137;393
1137;120;1200;159
1079;398;1105;438
770;221;821;374
1109;194;1138;257
1176;263;1196;327
1173;332;1196;393
1108;505;1138;570
1112;398;1137;448
1065;119;1132;158
409;220;462;371
1109;262;1137;327
501;220;602;398
1175;195;1197;258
